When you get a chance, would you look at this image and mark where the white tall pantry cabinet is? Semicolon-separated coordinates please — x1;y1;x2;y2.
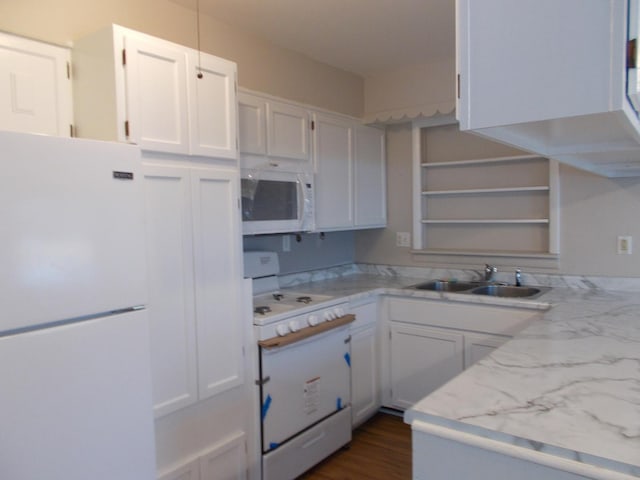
72;25;254;480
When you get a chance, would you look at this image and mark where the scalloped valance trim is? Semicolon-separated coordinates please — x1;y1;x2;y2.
363;100;456;125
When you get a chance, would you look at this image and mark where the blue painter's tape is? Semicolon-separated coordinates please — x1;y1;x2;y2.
262;394;272;421
337;397;342;410
344;352;351;367
269;442;279;450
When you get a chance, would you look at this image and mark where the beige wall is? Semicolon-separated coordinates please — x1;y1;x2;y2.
356;124;640;277
363;59;456;124
0;0;363;116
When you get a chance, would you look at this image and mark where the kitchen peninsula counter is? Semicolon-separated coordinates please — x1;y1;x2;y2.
277;268;640;479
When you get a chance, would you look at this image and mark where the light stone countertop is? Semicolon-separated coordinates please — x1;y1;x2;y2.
275;266;640;478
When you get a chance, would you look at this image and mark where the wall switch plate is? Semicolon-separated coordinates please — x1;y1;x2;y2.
617;235;632;254
396;232;411;248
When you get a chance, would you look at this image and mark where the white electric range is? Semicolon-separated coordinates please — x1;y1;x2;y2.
244;251;353;480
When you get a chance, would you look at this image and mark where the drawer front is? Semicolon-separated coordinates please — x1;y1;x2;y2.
262;407;351;480
388;297;542;336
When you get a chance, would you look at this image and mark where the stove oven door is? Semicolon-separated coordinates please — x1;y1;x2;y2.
259;325;351;453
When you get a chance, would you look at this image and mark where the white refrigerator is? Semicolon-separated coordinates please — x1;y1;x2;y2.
0;131;156;479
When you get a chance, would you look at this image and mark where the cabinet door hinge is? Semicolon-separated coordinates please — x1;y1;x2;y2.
69;124;75;138
457;74;461;99
122;48;127;66
66;61;71;79
124;120;130;138
628;39;637;68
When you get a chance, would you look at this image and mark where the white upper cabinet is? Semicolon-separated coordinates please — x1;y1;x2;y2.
267;100;310;161
73;25;237;160
238;90;311;170
457;0;640;177
124;34;190;154
188;54;237;160
313;112;386;231
354;125;386;228
0;32;73;137
238;92;267;155
313;112;354;230
238;90;387;232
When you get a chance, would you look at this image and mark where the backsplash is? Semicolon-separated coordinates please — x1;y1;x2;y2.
278;262;640;292
243;231;355;275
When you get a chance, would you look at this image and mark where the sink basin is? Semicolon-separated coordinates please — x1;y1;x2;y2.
412;280;479;292
470;285;546;298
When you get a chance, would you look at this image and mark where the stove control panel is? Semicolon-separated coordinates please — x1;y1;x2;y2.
262;302;351;339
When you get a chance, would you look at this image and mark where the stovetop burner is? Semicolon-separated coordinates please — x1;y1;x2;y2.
255;306;272;315
296;296;312;304
272;293;284;301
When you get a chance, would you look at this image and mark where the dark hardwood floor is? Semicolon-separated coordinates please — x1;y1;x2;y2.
298;412;412;480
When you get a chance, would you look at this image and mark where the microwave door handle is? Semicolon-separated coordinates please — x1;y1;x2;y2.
297;177;305;228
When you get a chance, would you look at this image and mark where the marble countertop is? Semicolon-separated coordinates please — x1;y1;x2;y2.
275;267;640;478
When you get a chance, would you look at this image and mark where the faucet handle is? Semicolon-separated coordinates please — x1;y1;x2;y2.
484;264;497;281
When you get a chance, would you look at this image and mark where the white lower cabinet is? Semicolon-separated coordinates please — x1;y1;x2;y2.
349;300;381;427
385;297;541;410
463;332;508;369
390;324;464;410
159;431;248;480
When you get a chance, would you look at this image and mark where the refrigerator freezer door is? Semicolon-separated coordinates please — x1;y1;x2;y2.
0;309;156;480
0;132;147;332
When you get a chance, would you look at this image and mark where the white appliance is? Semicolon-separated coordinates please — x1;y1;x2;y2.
0;131;156;480
245;251;352;480
241;169;314;235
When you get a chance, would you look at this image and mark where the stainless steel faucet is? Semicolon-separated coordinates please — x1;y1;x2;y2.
484;264;497;282
515;268;522;286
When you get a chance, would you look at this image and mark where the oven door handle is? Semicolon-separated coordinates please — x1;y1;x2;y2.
258;314;355;350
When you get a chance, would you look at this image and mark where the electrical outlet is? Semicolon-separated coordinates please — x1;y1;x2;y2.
282;235;291;252
396;232;411;248
617;236;632;255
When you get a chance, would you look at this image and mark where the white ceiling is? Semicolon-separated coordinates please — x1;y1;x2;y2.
174;0;455;77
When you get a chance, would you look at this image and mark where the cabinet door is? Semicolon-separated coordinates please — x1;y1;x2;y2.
124;34;189;154
458;0;615;130
464;332;508;369
142;165;198;417
0;32;72;137
354;125;386;228
313;113;354;230
390;324;464;410
351;325;379;427
267;100;310;161
199;432;247;480
238;92;267;155
191;168;245;400
188;53;237;159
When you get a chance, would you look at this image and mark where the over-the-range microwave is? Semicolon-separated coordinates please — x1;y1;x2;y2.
241;169;315;235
